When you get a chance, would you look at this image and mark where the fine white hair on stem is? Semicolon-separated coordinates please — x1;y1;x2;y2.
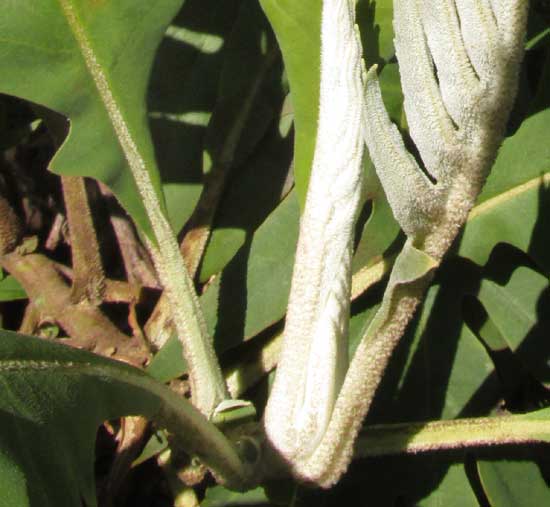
265;0;527;488
263;0;366;472
365;0;528;247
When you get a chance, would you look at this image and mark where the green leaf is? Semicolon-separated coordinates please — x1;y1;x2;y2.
259;0;321;207
132;429;169;467
370;259;500;424
0;0;184;239
146;335;187;383
149;0;244;233
203;191;299;350
458;109;550;271
0;275;27;302
199;96;293;282
203;0;280;172
478;459;550;507
416;463;479;507
196;0;289;282
357;0;394;65
0;332;163;506
329;455;478;507
477;266;550;385
202;485;269;507
0;330;249;506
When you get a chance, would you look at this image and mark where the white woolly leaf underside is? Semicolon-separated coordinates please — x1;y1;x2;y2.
264;0;365;466
265;0;528;487
364;0;528;242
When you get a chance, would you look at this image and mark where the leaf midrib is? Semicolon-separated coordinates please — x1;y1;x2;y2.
469;172;550;220
57;0;161;240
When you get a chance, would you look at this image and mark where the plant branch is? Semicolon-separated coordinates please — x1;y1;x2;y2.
62;175;105;304
355;410;550;458
0;251;149;365
0;194;22;255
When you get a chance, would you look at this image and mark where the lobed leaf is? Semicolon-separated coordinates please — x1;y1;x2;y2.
0;331;250;506
458;108;550;271
477;265;550;386
0;0;184;239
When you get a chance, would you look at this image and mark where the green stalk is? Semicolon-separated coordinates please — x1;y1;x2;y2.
0;344;255;490
59;0;229;416
356;410;550;457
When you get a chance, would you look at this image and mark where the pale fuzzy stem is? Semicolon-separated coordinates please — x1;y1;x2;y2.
420;0;480;127
145;233;228;416
62;176;105;305
363;67;441;237
492;0;529;49
454;0;499;82
286;240;436;487
292;0;528;488
263;0;365;465
356;412;550;458
297;290;423;486
394;0;458;183
58;0;228;415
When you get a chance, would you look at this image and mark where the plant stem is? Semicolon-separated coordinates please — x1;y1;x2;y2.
0;349;255;490
263;0;367;475
59;0;229;416
296;270;430;487
1;251;149;366
355;411;550;457
62;175;105;304
0;194;22;255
